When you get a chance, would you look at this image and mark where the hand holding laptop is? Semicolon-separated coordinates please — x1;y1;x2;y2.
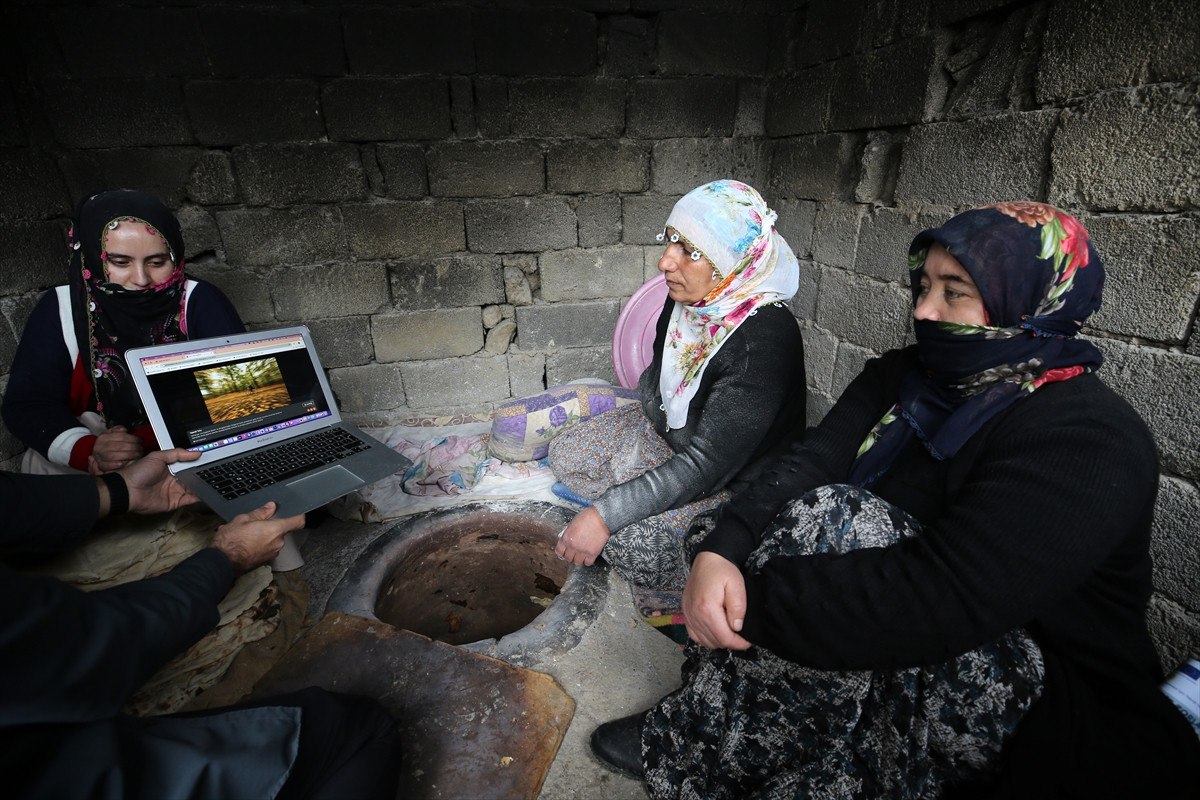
213;502;306;574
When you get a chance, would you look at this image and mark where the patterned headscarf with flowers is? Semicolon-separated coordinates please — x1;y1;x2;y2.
68;189;189;428
848;201;1105;488
655;180;800;429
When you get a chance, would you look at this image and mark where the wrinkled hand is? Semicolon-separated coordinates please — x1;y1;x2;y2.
554;506;611;566
684;551;752;651
212;502;306;573
89;426;145;474
118;448;202;514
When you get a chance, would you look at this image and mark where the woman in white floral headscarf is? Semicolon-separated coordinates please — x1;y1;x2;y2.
551;180;807;593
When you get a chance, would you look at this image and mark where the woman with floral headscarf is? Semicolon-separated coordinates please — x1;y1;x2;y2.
3;189;244;475
552;180;807;592
589;203;1200;797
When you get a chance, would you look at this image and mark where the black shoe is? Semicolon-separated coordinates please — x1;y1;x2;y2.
590;712;646;779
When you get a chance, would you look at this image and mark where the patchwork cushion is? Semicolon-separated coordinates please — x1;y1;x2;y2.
489;383;640;463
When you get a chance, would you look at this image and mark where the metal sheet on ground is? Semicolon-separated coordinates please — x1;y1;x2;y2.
250;612;575;800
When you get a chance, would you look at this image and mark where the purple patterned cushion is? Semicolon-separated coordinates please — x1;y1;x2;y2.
489;383;639;462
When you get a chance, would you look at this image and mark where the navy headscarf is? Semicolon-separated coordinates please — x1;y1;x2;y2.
849;202;1105;488
68;189;188;427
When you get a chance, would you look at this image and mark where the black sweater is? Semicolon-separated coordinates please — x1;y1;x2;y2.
593;298;807;533
700;346;1200;798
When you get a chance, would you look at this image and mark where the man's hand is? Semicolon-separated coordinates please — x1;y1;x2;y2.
554;506;611;566
212;502;306;573
683;551;752;651
117;448;202;514
89;426;145;474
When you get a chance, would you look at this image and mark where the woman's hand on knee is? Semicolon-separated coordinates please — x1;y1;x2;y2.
684;552;751;651
555;506;610;566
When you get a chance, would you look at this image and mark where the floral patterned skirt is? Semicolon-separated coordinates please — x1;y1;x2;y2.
548;404;729;590
642;484;1045;800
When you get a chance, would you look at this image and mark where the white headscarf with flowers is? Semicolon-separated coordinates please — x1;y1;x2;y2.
655;180;800;429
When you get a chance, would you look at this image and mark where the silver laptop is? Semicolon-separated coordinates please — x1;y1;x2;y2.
126;326;411;521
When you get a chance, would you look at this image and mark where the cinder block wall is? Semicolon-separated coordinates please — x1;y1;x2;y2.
0;0;1196;669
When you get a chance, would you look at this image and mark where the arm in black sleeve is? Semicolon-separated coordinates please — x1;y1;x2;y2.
185;279;246;338
736;380;1159;670
1;291;84;460
593;312;804;533
699;348;913;567
0;548;235;725
0;471;100;555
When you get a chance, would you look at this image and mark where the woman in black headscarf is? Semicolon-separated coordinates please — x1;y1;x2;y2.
590;202;1200;798
3;190;244;475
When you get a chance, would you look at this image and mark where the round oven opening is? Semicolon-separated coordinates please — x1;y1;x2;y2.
374;514;569;645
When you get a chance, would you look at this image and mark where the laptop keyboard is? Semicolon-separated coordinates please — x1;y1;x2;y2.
196;427;371;500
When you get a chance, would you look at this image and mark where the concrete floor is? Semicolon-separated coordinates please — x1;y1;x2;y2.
297;513;685;800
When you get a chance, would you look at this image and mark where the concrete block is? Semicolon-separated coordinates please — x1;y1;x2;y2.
516;300;621;349
390;253;505;310
943;5;1038;119
774;199;818;260
894;111;1056;207
790;0;865;67
344;201;464;260
505;267;534;306
375;144;428;200
576;195;623;247
1151;476;1200;609
0;86;25;148
323;78;451;142
52;6;207;77
187;80;322;145
802;324;838;395
428;141;544;198
450;76;476;138
201;6;342;77
0;313;17;376
621;195;682;246
789;258;820;322
1036;0;1200;103
1093;338;1200;479
509;78;625;138
475;9;596;76
815;266;911;353
466;197;577;253
642;246;664;283
0;148;69;221
831;339;878;397
929;0;1012;26
59;147;202;209
174;205;221;260
329;363;406;414
830;36;935;130
305;316;374;369
374;308;483;362
474;78;511;138
768;133;860;201
188;151;238;205
540;247;645;302
1083;215;1200;344
271;262;390;322
735;78;767;137
1146;594;1200;675
44;78;190;148
0;221;68;294
233;144;366;206
651;139;736;195
811;202;866;270
485;319;518;354
855;207;945;282
1050;86;1200;212
862;0;933;46
217;206;345;267
547;141;648;194
546;346;618;386
508;351;547;397
400;355;512;409
657;12;770;75
343;7;474;75
184;263;275;325
856;130;903;205
766;66;834;137
604;15;654;76
628;78;738;138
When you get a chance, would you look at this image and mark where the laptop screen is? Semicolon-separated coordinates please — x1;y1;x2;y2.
134;332;331;453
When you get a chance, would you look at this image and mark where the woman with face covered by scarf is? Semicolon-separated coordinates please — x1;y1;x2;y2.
3;190;244;475
551;180;807;592
589;203;1200;798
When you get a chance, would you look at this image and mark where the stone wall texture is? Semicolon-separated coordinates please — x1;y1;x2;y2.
1;0;1196;668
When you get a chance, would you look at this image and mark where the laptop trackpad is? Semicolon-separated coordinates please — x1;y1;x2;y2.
286;465;362;498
